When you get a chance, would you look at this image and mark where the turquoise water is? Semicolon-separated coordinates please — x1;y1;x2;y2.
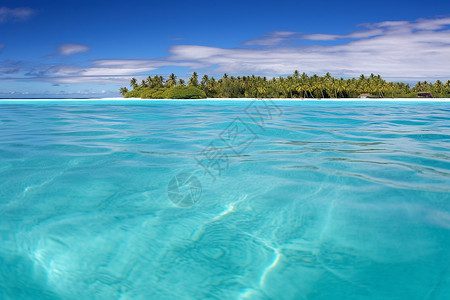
1;100;449;299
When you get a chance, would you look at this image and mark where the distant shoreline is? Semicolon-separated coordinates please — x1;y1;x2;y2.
122;73;450;99
1;98;450;102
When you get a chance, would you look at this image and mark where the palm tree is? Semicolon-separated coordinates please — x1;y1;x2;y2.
301;72;308;81
165;73;177;87
201;74;209;86
205;77;217;97
147;75;163;88
434;80;443;97
178;79;186;86
120;87;128;96
188;72;199;86
146;76;152;87
130;77;137;88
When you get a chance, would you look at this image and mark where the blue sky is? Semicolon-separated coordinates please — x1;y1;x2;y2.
1;0;450;98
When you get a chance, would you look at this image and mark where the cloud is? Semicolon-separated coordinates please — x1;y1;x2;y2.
21;58;179;84
302;29;383;41
57;43;90;56
46;76;134;85
0;7;36;23
29;59;162;77
0;60;23;74
413;17;450;30
166;17;450;79
242;31;300;46
244;29;382;44
5;16;450;85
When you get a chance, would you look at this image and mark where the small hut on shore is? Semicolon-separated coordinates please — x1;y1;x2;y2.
358;93;375;98
418;92;433;98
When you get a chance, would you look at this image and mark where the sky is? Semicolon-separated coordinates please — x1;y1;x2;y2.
0;0;450;98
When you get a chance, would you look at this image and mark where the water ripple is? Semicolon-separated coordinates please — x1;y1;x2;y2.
0;101;449;299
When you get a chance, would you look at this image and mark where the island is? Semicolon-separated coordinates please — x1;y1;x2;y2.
120;71;450;99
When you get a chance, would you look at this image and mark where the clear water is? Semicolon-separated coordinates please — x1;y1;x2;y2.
0;100;449;299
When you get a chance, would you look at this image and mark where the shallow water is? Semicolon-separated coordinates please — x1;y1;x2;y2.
0;100;449;299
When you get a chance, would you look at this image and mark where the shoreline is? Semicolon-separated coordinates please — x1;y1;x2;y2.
1;97;450;102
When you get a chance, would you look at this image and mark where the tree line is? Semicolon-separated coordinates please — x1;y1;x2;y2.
120;71;450;99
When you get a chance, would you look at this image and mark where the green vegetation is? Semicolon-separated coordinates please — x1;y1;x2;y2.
165;86;207;99
121;71;450;99
122;74;206;99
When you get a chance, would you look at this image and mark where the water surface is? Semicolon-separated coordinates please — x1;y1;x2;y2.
1;100;449;299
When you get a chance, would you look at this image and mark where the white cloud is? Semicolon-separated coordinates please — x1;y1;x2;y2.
6;16;450;85
302;29;383;41
242;31;300;46
52;76;132;84
413;17;450;30
166;17;450;79
0;7;36;23
57;43;90;56
21;59;179;84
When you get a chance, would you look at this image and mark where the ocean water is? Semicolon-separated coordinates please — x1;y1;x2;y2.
0;99;449;299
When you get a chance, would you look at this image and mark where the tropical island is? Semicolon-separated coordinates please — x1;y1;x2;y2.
121;71;450;99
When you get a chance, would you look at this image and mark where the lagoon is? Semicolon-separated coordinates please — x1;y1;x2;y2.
0;99;449;299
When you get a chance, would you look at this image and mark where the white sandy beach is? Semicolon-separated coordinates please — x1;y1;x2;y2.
1;98;450;102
